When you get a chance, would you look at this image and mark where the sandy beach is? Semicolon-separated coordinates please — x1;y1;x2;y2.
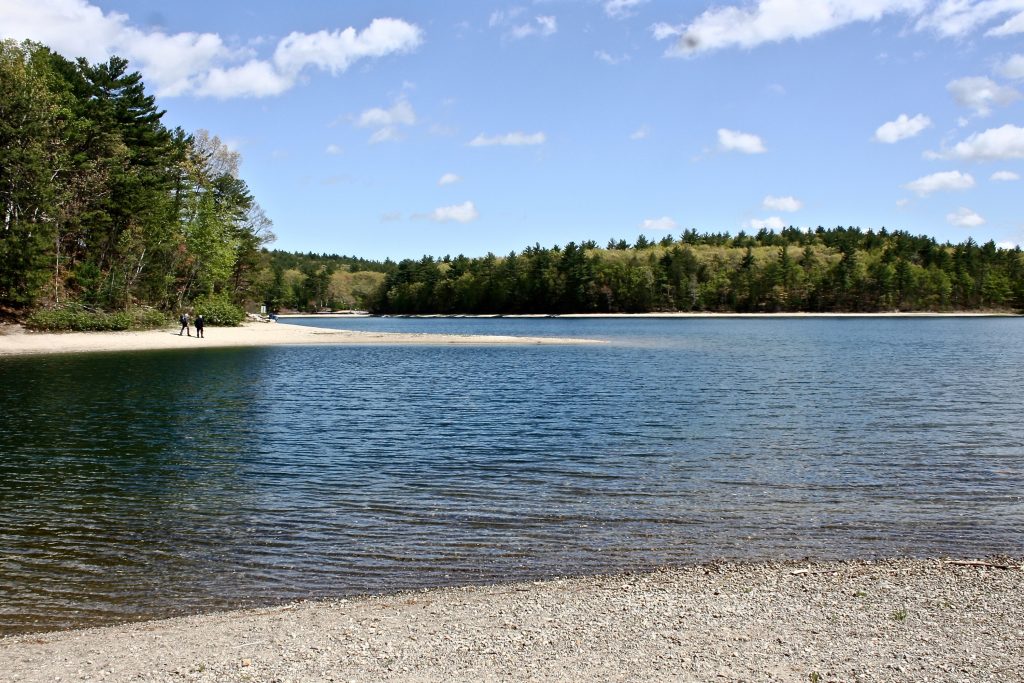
0;321;599;357
2;558;1020;682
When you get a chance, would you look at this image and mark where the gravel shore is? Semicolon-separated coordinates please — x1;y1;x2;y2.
2;558;1021;682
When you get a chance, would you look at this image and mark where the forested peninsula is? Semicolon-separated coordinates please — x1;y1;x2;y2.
3;40;1022;326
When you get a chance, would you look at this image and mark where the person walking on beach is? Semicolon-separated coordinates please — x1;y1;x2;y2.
179;312;191;336
195;314;204;338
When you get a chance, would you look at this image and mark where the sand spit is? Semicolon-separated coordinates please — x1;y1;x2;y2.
2;559;1021;682
0;322;599;357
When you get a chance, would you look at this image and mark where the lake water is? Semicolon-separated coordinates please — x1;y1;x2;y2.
1;317;1022;634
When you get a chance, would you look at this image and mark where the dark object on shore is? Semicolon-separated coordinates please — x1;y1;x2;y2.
179;313;190;336
195;315;204;338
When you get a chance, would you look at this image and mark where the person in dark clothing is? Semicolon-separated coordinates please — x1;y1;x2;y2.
195;314;204;338
179;312;190;336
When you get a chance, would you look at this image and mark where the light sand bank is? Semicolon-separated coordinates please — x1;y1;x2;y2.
0;321;599;357
1;559;1020;682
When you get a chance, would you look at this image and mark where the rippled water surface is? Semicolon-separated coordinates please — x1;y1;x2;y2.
1;317;1022;633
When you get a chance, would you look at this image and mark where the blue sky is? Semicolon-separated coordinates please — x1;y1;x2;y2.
3;1;1023;259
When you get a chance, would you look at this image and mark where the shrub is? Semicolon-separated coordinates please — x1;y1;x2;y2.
192;295;245;326
25;305;170;331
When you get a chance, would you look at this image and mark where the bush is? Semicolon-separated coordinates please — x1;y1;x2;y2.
25;305;170;331
192;295;245;326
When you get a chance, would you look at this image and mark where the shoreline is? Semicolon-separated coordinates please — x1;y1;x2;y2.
0;321;600;357
281;310;1020;319
2;558;1020;682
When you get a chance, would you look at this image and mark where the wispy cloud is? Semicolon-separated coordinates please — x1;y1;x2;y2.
356;98;416;143
744;216;786;230
640;216;677;231
630;125;651;140
595;50;629;65
438;173;461;186
469;131;546;147
490;9;557;40
604;0;648;19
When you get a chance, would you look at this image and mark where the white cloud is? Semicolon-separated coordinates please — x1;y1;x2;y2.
195;60;294;98
368;127;401;144
904;170;975;196
943;124;1024;161
630;125;651;140
917;0;1024;37
991;170;1020;180
272;19;424;76
489;8;525;28
718;128;766;154
429;201;479;223
946;207;985;227
356;98;416;143
744;216;786;230
605;0;648;19
999;54;1024;80
640;216;678;231
595;50;629;64
896;198;911;207
497;13;557;40
325;144;343;155
652;0;922;56
0;2;423;98
438;173;461;186
947;76;1020;116
762;195;803;212
649;1;1024;56
874;113;932;143
996;240;1019;249
469;132;546;147
536;16;558;35
357;99;416;128
988;10;1024;35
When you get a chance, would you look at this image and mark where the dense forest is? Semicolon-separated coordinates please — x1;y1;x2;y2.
370;228;1024;314
0;39;272;322
3;39;1022;322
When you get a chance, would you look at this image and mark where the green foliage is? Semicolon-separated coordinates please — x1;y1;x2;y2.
192;295;244;326
25;305;169;331
369;228;1024;315
0;39;274;319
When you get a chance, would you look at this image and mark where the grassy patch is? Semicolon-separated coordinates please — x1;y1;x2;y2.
25;306;169;331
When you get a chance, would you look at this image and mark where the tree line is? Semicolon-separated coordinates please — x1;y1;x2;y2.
1;39;273;318
369;227;1024;314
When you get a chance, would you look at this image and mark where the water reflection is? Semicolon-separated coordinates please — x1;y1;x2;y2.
1;318;1022;633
